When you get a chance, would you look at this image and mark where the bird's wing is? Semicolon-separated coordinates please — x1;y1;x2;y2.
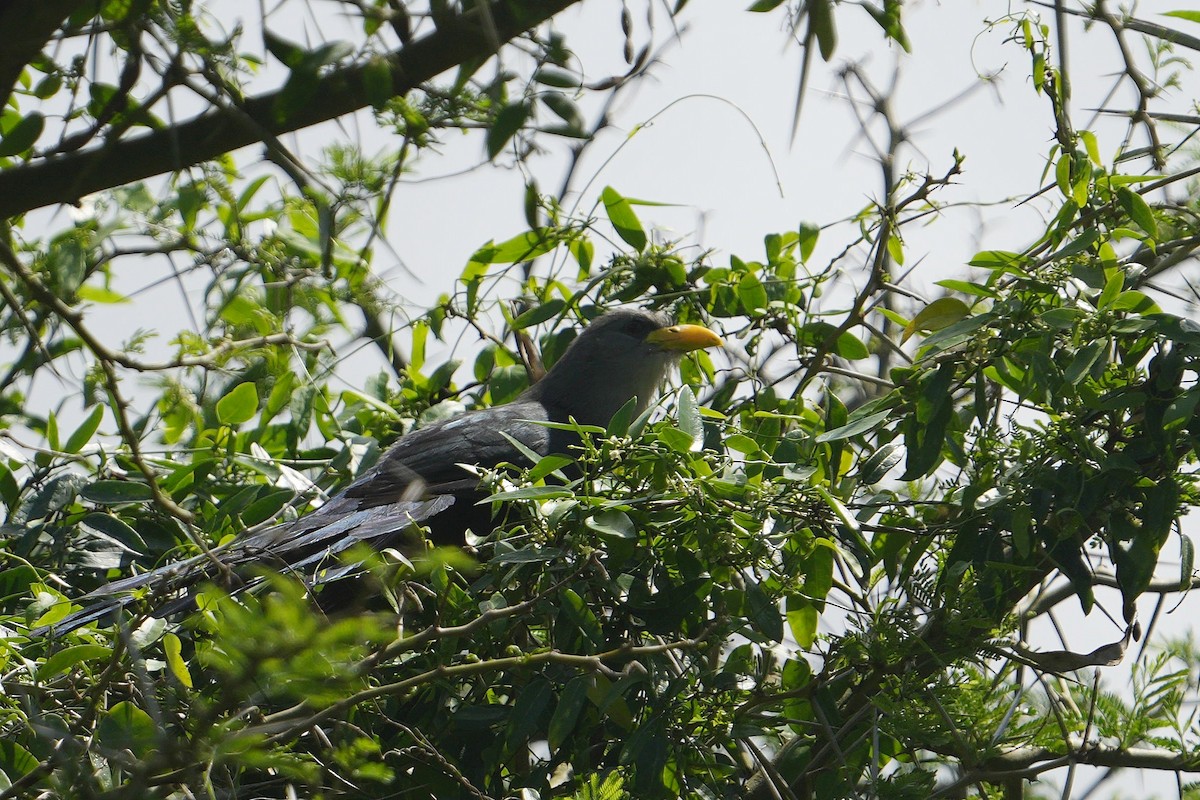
32;404;559;637
342;401;554;505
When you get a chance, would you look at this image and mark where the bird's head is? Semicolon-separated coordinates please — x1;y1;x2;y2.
525;308;723;427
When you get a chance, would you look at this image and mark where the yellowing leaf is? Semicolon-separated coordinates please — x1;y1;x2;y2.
902;297;971;343
164;633;193;688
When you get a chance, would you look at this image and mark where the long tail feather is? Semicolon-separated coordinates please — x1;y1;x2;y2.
29;494;454;637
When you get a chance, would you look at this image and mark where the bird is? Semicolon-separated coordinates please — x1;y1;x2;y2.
32;308;723;636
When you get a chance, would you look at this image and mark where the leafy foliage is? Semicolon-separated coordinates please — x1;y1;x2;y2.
1;1;1200;799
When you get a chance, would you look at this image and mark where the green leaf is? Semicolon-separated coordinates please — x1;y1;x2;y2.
265;372;297;420
569;238;593;274
511;299;566;329
902;297;970;342
362;56;394;109
95;701;158;758
747;0;785;9
834;331;870;360
0;565;36;600
915;313;994;358
487;102;528;159
900;363;955;480
1181;534;1195;592
51;239;85;295
1097;269;1124;309
76;285;130;303
808;0;837;60
745;580;783;642
81;512;147;553
33;73;62;99
815;408;890;442
1164;10;1200;22
1039;307;1085;329
241;489;295;526
1164;388;1200;431
533;68;581;88
781;657;811;694
601;186;647;251
540;92;584;130
816;485;860;535
561;588;604;645
620;716;667;790
300;41;353;70
1063;341;1106;385
1080;129;1101;165
675;385;702;447
0;742;37;780
526;454;574;482
862;2;910;50
80;480;153;504
1012;504;1032;557
46;411;59;451
485;486;573;502
798;221;820;262
39;644;113;679
859;441;904;484
548;675;591;749
934;279;998;299
468;229;557;266
968;250;1029;272
263;29;306;68
804;541;836;603
1113;480;1177;620
724;433;762;455
0;464;17;511
0;111;44;156
786;596;818;648
606;396;639;437
1117;186;1158;239
737;272;769;313
505;678;553;752
216;381;259;426
64;405;104;454
586;509;636;541
1111;290;1160;314
1054;149;1071;196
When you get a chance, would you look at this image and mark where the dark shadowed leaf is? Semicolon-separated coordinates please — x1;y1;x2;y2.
487;102;529;159
745;580;783;642
80;481;153;505
95;702;158;759
548;675;591;749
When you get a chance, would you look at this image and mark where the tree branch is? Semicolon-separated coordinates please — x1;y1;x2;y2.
0;0;580;219
0;0;90;112
960;744;1200;785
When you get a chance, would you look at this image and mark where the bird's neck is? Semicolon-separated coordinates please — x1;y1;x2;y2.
523;352;673;427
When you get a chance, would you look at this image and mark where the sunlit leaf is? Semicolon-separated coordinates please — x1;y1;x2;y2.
601;186;647;251
902;297;970;343
216;381;259;426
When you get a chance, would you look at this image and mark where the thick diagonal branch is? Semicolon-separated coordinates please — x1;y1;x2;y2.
0;0;579;219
